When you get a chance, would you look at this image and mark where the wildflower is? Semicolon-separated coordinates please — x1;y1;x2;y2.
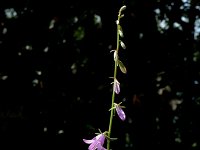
113;78;120;94
83;133;107;150
114;103;126;121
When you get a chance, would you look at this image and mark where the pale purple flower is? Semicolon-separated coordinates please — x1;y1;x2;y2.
113;79;120;94
83;133;107;150
115;103;126;121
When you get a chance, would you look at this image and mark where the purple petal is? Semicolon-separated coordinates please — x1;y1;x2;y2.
84;134;106;150
89;139;105;150
99;135;106;146
114;79;120;94
97;144;107;150
116;105;126;121
83;134;102;144
89;140;99;150
83;139;94;144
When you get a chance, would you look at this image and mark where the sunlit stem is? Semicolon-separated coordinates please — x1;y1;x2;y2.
107;6;124;150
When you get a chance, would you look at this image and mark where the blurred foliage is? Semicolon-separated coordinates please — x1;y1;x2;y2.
0;0;200;149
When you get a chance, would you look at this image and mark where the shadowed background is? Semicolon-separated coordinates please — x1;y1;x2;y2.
0;0;200;149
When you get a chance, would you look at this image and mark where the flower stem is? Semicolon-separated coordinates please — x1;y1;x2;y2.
107;8;122;150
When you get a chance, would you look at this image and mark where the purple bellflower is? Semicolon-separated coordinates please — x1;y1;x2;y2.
113;78;120;94
114;103;126;121
83;133;107;150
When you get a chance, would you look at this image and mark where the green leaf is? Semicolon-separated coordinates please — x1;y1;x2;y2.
118;60;127;74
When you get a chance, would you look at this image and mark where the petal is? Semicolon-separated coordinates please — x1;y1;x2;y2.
84;134;106;150
97;143;103;150
95;134;103;140
83;139;94;144
89;140;99;150
97;144;107;150
90;134;106;150
114;79;120;94
98;134;105;145
83;133;102;144
116;105;126;121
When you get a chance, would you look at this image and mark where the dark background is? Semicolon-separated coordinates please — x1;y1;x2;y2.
0;0;200;149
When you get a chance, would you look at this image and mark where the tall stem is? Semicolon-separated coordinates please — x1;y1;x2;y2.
107;8;122;150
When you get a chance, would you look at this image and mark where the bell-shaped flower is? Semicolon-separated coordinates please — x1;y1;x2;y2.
114;103;126;121
83;133;107;150
113;78;120;94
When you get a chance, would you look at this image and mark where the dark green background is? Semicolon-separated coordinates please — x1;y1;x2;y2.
0;0;200;149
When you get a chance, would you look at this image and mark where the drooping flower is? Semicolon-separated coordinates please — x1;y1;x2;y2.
113;78;120;94
83;133;107;150
114;103;126;121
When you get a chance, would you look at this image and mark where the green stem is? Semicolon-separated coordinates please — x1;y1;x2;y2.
107;10;121;150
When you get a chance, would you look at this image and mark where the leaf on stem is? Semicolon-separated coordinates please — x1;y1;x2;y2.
118;60;127;74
